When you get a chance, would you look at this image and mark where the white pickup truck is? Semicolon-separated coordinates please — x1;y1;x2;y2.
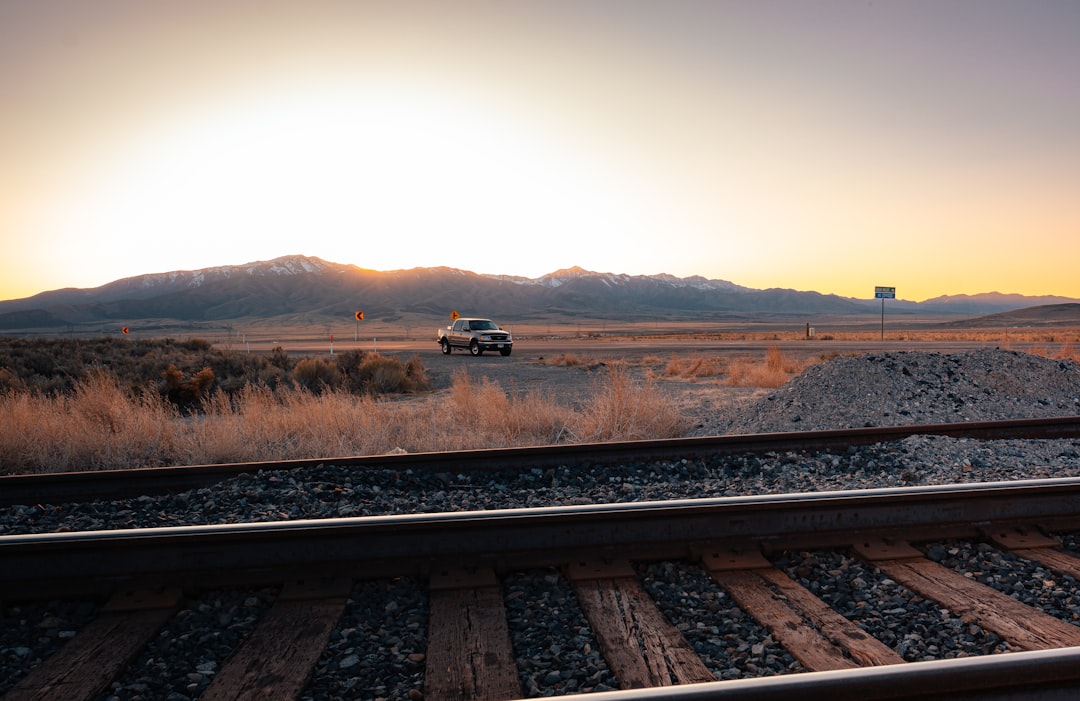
437;318;513;356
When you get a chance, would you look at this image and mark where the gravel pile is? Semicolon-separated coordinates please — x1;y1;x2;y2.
3;349;1080;698
717;349;1080;435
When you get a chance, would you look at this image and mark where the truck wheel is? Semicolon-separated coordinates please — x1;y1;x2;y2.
440;339;451;355
500;347;512;356
469;340;483;356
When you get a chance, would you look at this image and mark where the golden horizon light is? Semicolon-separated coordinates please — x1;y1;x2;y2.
2;1;1079;303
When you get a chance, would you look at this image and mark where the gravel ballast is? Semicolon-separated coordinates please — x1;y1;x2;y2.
3;349;1080;698
717;348;1080;435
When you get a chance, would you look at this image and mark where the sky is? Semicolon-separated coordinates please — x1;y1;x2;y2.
3;1;1079;303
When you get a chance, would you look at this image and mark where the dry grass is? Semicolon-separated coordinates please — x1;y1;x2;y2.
648;327;1080;345
724;346;818;388
662;354;723;379
8;327;1079;476
643;347;819;389
1024;340;1080;363
0;370;183;473
0;363;691;475
569;363;690;442
540;352;602;369
444;369;574;446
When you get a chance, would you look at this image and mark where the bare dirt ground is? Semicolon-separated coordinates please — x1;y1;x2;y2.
404;336;1035;434
413;340;780;432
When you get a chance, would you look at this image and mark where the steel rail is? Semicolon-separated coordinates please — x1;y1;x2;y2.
2;415;1079;507
5;476;1080;599
8;478;1080;700
560;646;1080;700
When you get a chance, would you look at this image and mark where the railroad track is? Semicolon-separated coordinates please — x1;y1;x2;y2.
2;416;1079;507
6;475;1080;699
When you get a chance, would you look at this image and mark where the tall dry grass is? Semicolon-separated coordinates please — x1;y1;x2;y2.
725;346;815;388
570;363;689;442
0;370;183;473
651;346;818;389
1025;340;1080;363
0;364;690;475
662;354;723;379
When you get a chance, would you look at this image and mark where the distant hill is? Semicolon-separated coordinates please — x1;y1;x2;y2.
918;292;1080;315
934;303;1080;329
0;255;1076;332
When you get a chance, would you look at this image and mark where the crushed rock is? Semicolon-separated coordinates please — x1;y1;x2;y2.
715;349;1080;435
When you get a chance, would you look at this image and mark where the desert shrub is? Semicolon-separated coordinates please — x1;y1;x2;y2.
293;357;340;392
179;337;212;352
269;345;291;370
360;356;408;393
161;365;215;408
340;352;429;394
0;337;272;397
335;349;371;391
253;365;289;389
0;367;24;393
403;354;429;388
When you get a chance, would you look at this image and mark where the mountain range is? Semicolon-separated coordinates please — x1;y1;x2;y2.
1;255;1077;332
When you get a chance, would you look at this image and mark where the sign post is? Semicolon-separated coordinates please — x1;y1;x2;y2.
354;311;364;341
874;286;896;340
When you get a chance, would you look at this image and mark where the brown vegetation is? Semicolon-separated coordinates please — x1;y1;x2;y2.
539;326;1080;354
0;337;430;402
539;352;606;370
0;359;692;474
661;354;723;379
724;346;819;388
638;347;818;388
12;331;1073;476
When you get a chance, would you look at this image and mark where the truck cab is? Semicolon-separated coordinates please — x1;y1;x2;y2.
437;318;513;356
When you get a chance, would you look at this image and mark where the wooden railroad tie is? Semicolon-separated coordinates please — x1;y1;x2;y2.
199;576;351;701
565;559;715;689
853;537;1080;651
425;567;523;701
4;587;181;701
703;547;903;671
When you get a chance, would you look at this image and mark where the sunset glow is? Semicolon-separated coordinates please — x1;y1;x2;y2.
3;1;1079;303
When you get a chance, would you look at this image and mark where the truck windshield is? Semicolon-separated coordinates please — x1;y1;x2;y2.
471;320;496;330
